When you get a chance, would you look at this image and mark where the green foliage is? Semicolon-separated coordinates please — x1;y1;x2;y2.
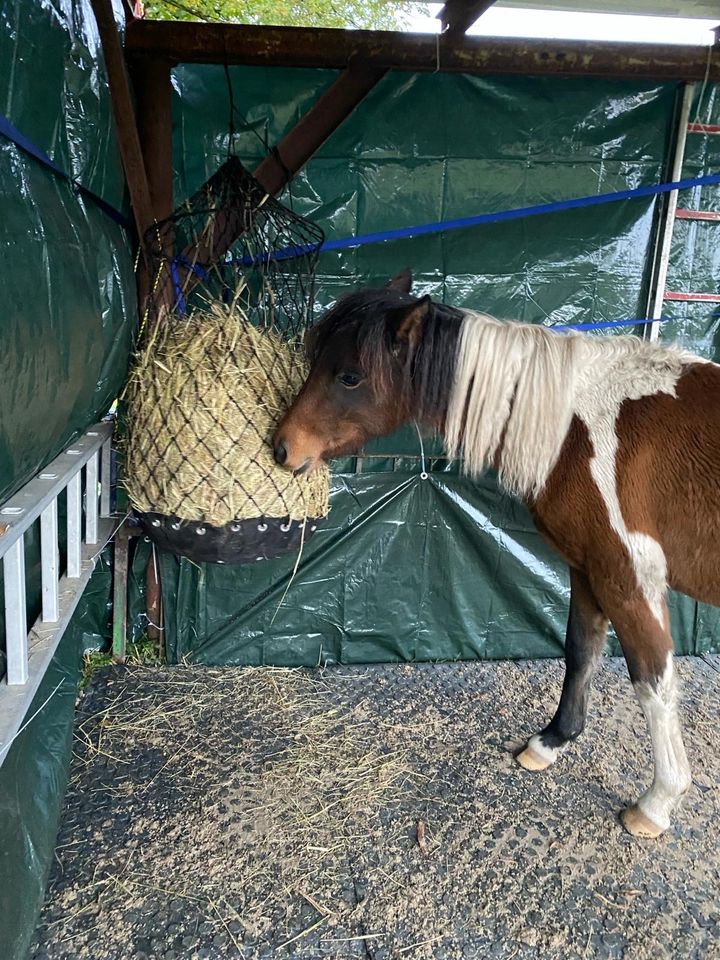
80;635;163;689
144;0;429;30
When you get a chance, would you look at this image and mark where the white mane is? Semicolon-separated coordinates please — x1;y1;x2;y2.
443;310;696;500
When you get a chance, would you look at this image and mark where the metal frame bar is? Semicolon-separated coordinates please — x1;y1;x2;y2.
0;422;117;764
41;500;59;623
86;450;99;545
100;437;112;518
126;21;720;81
67;471;82;579
4;539;28;686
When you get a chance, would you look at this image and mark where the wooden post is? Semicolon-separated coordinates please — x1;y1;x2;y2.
131;57;174;223
112;524;130;664
90;0;154;265
145;544;163;652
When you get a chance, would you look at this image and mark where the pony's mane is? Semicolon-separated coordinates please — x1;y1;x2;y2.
445;311;694;499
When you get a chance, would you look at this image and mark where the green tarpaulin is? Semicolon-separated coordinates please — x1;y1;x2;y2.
1;11;719;953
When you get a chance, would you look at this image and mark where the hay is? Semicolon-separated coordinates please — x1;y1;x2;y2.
123;302;329;525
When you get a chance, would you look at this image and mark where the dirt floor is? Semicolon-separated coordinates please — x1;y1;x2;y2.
30;657;720;960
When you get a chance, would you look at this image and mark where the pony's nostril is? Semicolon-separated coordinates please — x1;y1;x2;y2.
274;440;288;466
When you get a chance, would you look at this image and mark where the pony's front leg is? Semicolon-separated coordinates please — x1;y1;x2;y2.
516;568;608;771
610;597;692;839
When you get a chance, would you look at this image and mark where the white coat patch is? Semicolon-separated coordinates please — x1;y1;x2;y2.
444;314;699;620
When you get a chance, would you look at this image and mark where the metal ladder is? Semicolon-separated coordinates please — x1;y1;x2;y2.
647;80;720;341
0;422;116;765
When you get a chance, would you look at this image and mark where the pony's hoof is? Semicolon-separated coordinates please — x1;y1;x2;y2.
515;745;552;772
620;805;666;839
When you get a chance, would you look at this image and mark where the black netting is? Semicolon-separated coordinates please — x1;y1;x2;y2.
123;158;328;564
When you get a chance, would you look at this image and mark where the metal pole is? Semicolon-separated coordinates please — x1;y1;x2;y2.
4;537;28;685
646;82;695;341
40;499;60;623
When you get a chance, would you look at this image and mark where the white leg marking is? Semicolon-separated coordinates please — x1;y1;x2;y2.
526;733;565;766
633;653;692;830
584;411;668;630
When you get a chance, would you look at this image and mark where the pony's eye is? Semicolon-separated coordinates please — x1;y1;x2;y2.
337;372;363;389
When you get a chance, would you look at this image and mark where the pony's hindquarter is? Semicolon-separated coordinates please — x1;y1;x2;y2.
619;361;720;610
520;359;719;837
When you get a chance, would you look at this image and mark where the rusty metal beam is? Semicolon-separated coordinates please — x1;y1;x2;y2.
438;1;498;36
126;21;720;81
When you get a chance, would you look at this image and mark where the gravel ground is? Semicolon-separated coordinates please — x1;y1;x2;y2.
30;657;720;960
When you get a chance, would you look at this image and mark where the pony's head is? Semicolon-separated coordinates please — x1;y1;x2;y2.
273;271;461;473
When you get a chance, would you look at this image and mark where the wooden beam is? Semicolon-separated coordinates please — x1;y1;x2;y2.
130;58;174;222
90;0;154;255
252;63;385;196
126;20;720;81
439;1;498;36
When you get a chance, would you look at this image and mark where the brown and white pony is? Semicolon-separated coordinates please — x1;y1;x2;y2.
273;270;720;839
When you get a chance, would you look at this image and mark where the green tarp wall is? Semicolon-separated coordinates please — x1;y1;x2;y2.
0;2;135;958
1;8;720;953
163;66;720;666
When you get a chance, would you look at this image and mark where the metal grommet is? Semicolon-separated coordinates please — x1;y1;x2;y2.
230;522;241;532
171;522;181;531
196;526;206;536
310;525;317;532
151;518;161;528
257;522;268;532
280;520;292;532
420;471;429;480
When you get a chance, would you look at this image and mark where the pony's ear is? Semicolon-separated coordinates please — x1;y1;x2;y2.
386;269;413;293
389;295;432;355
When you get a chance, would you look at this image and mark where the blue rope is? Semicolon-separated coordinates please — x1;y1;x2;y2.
0;113;131;230
231;171;720;268
170;256;210;313
558;317;661;332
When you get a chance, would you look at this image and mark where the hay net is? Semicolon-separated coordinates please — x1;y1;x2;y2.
123;158;329;530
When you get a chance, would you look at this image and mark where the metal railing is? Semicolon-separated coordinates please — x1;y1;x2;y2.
0;422;116;763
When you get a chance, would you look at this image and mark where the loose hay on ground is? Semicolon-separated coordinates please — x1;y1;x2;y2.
33;660;720;960
123;301;329;525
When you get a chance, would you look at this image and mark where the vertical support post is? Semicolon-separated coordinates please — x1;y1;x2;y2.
90;0;154;259
646;81;695;341
86;452;99;546
131;58;174;223
40;499;60;623
67;472;82;578
4;537;28;685
146;544;162;648
100;437;112;518
112;524;130;663
129;55;175;318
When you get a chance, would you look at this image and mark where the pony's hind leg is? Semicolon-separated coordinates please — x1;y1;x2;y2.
606;595;691;838
517;568;608;771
